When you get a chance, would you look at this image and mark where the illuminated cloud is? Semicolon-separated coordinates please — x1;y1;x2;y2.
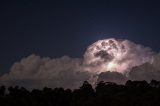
84;38;154;73
0;38;159;89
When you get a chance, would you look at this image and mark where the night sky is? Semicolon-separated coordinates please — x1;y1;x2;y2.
1;0;160;73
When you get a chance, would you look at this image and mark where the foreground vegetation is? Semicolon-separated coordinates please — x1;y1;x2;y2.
0;80;160;106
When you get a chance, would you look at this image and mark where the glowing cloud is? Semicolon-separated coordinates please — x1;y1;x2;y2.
84;38;154;73
0;38;156;89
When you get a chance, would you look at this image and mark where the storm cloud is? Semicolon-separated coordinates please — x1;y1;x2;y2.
128;54;160;81
0;38;160;89
84;38;154;73
0;55;91;89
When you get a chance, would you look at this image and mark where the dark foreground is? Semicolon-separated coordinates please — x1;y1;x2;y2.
0;80;160;106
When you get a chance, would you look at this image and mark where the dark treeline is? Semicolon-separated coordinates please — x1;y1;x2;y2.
1;80;160;106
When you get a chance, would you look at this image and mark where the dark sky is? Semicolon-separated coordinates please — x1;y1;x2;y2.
1;0;160;73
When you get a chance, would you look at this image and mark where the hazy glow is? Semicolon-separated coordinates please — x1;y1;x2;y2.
107;62;117;71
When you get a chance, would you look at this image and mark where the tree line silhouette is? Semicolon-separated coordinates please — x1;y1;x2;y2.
0;80;160;106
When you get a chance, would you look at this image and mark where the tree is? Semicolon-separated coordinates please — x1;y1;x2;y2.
0;86;5;96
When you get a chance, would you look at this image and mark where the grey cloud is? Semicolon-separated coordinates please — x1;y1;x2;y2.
128;54;160;82
97;71;127;84
0;54;91;89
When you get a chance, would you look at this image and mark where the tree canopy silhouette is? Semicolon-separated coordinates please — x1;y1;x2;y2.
0;80;160;106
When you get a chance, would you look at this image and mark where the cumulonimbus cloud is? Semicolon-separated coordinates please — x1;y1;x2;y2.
128;54;160;81
0;55;91;89
84;38;154;73
0;38;159;89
